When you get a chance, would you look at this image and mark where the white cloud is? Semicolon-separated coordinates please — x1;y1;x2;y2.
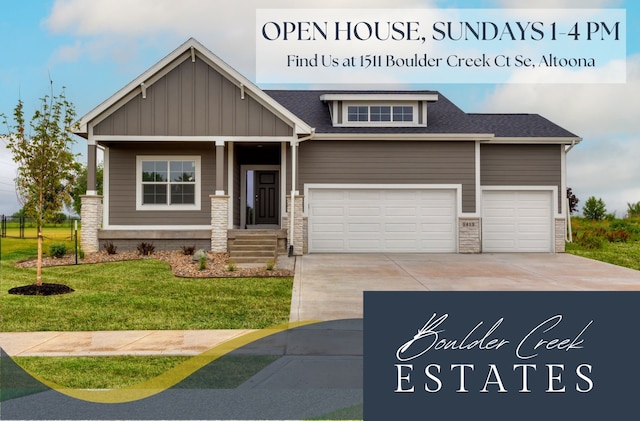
480;54;640;138
44;0;436;74
479;55;640;214
492;0;623;8
0;147;20;216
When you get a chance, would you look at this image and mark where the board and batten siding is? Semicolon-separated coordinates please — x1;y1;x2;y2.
293;140;476;213
480;144;562;208
107;143;217;226
94;56;293;137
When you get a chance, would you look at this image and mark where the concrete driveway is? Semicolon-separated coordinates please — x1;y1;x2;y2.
289;253;640;322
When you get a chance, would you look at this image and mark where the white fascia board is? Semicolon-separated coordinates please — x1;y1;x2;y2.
93;135;295;143
489;136;582;144
102;225;212;230
311;133;495;141
75;38;313;136
320;93;439;102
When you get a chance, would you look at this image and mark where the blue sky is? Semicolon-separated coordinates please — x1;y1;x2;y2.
0;0;638;216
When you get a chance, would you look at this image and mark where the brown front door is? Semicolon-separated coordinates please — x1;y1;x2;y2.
254;170;279;225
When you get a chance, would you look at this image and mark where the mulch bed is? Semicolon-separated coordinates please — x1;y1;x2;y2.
8;283;75;296
13;250;294;278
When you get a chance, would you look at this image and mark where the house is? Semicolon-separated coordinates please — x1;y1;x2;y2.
75;38;581;257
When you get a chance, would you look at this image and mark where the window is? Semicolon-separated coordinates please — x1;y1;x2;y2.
345;104;415;125
137;156;201;210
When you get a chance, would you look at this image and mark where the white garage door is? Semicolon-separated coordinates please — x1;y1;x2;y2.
482;190;553;252
308;188;457;253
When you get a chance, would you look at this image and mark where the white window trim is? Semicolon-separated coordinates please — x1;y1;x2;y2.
136;155;201;211
339;102;422;127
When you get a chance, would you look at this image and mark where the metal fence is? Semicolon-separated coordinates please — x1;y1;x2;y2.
0;214;81;239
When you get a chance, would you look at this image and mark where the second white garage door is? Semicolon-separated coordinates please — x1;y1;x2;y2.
482;190;553;252
308;188;457;253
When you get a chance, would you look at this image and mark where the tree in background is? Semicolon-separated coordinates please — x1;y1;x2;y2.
2;81;78;286
627;202;640;218
567;187;579;214
582;196;607;221
71;162;103;215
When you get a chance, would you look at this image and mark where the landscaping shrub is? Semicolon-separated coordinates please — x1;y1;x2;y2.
192;249;209;262
605;230;631;243
227;261;237;272
103;241;117;255
182;245;196;256
136;242;155;256
198;255;207;271
575;231;606;249
48;243;67;258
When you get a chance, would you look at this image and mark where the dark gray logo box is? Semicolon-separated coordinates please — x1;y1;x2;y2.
364;291;638;421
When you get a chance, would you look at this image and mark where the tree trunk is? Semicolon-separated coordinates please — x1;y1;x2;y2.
36;225;43;286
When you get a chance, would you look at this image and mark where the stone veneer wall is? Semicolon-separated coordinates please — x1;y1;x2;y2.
80;195;103;253
210;195;229;252
555;218;566;253
458;217;481;253
285;195;304;255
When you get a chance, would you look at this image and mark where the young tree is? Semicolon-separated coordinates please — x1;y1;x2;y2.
627;201;640;218
2;81;78;286
582;196;607;221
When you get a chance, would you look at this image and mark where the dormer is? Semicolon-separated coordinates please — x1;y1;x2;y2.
320;93;438;128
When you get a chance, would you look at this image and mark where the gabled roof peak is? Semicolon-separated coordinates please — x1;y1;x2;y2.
75;38;312;137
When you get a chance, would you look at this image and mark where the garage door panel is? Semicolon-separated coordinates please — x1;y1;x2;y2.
348;223;381;232
348;239;383;250
309;188;457;253
349;207;380;217
348;190;381;200
385;223;419;232
311;206;345;217
482;190;552;252
386;207;417;217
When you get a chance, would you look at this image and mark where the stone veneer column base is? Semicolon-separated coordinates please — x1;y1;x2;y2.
555;218;566;253
80;195;103;253
286;195;304;255
459;217;481;254
210;195;229;252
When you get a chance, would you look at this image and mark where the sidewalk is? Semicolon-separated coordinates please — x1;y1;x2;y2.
0;330;256;357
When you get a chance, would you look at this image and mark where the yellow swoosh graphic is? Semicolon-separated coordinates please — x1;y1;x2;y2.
18;321;317;404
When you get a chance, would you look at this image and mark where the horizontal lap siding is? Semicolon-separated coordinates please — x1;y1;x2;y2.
108;143;216;225
296;141;476;213
480;144;562;209
94;57;292;137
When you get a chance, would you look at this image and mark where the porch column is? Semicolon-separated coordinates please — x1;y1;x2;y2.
288;140;303;255
286;195;304;255
87;143;97;193
215;140;225;195
211;140;229;252
81;141;102;253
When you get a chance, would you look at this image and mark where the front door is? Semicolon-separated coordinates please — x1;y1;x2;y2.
254;170;279;225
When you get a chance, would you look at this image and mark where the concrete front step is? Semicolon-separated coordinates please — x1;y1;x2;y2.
233;239;278;246
230;250;276;258
229;232;278;263
231;256;277;264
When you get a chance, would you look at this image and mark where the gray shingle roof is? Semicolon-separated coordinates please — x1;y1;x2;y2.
264;90;579;138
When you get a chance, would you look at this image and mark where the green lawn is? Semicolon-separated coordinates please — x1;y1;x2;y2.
0;229;293;331
565;216;640;271
0;229;293;398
